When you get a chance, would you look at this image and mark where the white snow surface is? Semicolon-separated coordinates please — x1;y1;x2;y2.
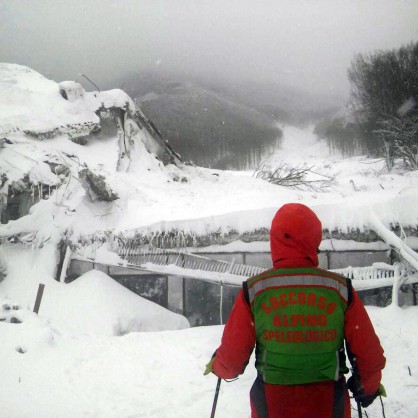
0;63;98;135
1;64;418;417
0;294;417;417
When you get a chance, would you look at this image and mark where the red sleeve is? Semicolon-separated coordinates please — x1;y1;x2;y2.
345;288;386;395
212;289;256;379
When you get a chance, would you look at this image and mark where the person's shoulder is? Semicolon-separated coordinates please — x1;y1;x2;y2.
245;267;277;284
311;266;349;282
312;267;353;304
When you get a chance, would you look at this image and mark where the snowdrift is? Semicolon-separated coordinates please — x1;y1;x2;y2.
41;270;190;335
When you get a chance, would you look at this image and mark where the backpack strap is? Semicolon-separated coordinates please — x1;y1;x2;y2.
346;277;353;306
243;280;251;307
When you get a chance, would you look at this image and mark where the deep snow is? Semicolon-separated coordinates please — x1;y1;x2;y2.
0;279;417;417
1;64;418;417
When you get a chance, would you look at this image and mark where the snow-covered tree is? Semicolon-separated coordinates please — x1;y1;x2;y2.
374;115;418;171
348;41;418;170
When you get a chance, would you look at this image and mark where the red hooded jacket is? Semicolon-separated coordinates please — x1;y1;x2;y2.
212;203;385;418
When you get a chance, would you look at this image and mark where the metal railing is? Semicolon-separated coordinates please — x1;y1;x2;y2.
114;245;265;278
332;264;396;280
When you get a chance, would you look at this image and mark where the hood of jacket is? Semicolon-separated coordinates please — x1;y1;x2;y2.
270;203;322;268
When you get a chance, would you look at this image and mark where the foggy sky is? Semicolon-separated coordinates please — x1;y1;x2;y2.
1;0;417;98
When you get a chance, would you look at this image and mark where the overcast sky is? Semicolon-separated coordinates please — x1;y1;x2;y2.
1;0;417;98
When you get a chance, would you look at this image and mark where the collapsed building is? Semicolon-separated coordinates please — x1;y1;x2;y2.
1;64;417;325
0;64;181;226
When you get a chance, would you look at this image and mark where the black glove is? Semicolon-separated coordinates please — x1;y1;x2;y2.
347;375;380;408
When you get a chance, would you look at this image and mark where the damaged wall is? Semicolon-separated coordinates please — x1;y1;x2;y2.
101;103;181;172
0;66;182;227
0;175;56;224
58;81;182;171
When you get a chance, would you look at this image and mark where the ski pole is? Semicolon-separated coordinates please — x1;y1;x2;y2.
210;377;222;418
357;400;363;418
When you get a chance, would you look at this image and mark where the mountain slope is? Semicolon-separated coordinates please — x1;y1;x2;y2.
121;71;283;169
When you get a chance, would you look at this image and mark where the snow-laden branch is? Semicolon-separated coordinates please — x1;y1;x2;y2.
368;210;418;305
253;161;335;192
369;211;418;270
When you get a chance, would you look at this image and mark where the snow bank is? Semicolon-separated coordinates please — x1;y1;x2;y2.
0;306;55;355
365;305;418;418
0;305;416;417
40;270;189;336
0;245;188;336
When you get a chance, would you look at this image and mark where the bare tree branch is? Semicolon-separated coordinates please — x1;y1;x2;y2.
253;162;335;192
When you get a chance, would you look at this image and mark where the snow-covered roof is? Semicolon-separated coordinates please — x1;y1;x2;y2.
0;64;154;139
58;81;85;101
0;63;100;136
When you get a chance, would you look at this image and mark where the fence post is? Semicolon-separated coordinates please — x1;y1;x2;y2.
33;283;45;314
391;264;401;306
59;245;72;283
182;276;186;318
219;280;223;325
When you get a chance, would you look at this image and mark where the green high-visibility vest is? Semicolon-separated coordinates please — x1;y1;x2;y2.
245;267;350;385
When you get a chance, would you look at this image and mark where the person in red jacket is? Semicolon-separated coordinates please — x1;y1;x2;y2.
205;203;386;418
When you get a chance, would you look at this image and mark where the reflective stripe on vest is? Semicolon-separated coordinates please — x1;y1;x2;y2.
247;267;349;385
247;267;349;306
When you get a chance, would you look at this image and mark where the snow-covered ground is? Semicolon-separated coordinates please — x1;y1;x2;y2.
1;64;418;417
66;124;418;237
0;273;417;418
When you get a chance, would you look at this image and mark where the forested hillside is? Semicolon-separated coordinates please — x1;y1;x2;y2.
315;41;418;166
118;71;342;169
